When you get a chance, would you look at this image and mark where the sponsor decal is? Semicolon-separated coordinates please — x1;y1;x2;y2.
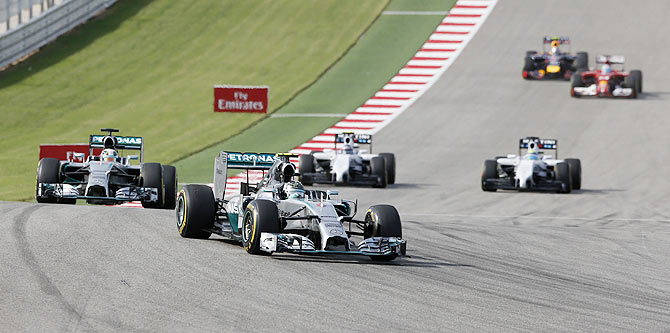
214;85;269;113
90;135;142;146
227;152;277;165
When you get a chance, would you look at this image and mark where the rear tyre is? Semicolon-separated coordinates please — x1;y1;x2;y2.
370;156;387;188
525;50;537;57
555;162;572;194
564;158;582;190
481;160;498;192
36;158;61;203
570;72;584;97
298;154;315;186
364;205;402;261
141;163;164;209
629;70;642;94
379;153;396;184
242;200;280;255
162;165;177;209
575;52;588;71
523;56;534;79
176;185;214;239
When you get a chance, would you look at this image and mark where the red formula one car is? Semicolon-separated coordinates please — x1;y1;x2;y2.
570;55;642;98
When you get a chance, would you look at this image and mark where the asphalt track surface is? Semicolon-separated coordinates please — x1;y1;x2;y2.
3;1;670;331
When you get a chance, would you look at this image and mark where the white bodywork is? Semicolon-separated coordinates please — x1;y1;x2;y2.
573;84;633;97
497;154;562;189
313;148;376;183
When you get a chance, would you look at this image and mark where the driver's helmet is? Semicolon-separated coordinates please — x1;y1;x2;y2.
101;148;118;162
601;63;612;74
550;40;560;55
283;180;305;200
343;144;355;154
526;142;540;160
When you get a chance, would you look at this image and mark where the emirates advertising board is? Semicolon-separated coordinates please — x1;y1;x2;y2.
214;85;269;113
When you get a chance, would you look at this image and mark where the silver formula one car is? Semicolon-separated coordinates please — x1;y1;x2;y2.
298;133;395;188
176;151;406;261
481;137;581;193
36;128;177;208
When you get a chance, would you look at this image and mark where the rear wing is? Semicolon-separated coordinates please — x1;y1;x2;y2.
334;132;373;151
596;54;625;64
89;128;144;161
519;137;558;157
213;151;279;199
543;36;570;45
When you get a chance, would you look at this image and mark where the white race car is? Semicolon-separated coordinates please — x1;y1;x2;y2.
481;137;581;193
298;133;395;188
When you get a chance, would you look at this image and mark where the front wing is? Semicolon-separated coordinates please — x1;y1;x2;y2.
37;183;159;202
301;172;381;186
259;233;406;257
482;178;568;192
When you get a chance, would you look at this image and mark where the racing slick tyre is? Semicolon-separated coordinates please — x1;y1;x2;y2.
36;158;61;203
525;50;537;57
140;162;164;209
370;156;387;188
629;70;643;94
555;162;572;194
564;158;582;190
575;52;588;71
481;160;498;192
364;205;402;261
298;154;315;186
570;72;584;97
523;56;534;79
379;153;396;185
162;165;177;209
176;185;214;239
242;199;281;255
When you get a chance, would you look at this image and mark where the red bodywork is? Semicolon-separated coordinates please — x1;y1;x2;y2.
576;69;631;97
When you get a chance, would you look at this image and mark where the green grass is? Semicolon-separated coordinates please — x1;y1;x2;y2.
175;0;457;183
0;0;389;200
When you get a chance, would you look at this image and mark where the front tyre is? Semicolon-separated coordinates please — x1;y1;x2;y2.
141;163;164;209
370;156;387;188
564;158;581;190
364;205;402;261
555;162;572;194
379;153;396;184
36;158;61;203
176;185;214;239
242;200;280;255
481;160;498;192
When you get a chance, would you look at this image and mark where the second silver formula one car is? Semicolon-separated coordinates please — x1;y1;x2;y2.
176;151;406;261
481;137;581;193
36;128;177;208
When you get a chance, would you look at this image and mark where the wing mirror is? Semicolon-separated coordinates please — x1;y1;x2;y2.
326;190;339;196
128;155;139;160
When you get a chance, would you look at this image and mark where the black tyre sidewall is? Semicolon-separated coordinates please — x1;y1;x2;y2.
36;158;61;203
242;200;280;255
379;153;396;184
481;160;498;191
176;185;214;239
370;156;387;188
162;165;177;210
565;158;582;190
141;162;164;208
365;204;402;238
298;154;315;185
555;162;572;193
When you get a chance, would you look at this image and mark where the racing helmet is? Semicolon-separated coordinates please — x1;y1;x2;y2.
601;63;612;74
527;142;540;160
550;40;560;54
283;181;305;200
101;148;118;162
343;144;355;154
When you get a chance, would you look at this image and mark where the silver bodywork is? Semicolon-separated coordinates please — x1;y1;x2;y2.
209;152;406;257
496;154;561;189
313;149;376;183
